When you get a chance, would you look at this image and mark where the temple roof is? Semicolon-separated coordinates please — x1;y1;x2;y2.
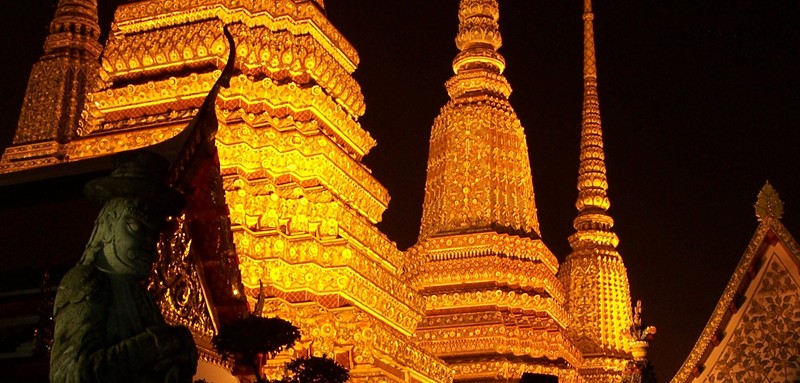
671;183;800;383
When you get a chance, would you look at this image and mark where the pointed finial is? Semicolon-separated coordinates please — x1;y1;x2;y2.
452;0;506;74
583;0;597;78
755;181;784;222
561;2;636;361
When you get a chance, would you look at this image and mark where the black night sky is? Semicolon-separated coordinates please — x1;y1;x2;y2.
0;1;798;382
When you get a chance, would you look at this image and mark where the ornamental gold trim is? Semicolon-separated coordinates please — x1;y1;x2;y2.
112;0;358;71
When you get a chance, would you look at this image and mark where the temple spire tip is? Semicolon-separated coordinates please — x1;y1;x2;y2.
452;0;505;74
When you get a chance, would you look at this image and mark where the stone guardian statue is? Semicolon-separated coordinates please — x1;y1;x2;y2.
50;151;198;383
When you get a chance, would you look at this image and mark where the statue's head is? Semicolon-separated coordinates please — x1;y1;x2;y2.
80;151;185;279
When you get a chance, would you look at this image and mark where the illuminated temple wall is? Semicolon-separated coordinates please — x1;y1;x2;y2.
134;2;443;382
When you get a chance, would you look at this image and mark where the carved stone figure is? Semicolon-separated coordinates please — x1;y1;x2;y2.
50;151;198;383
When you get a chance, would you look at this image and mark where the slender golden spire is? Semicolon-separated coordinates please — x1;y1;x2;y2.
570;0;617;249
418;0;540;241
559;0;636;369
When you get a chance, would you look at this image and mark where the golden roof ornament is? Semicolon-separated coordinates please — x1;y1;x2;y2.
755;181;784;222
630;300;656;360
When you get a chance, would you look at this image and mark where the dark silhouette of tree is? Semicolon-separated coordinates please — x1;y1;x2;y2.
212;315;300;383
283;355;349;383
211;315;348;383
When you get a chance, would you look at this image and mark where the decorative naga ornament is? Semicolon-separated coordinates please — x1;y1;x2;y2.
557;0;640;381
1;0;101;168
149;27;246;372
409;0;580;381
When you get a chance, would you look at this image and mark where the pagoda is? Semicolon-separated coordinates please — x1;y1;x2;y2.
0;0;101;168
408;0;581;381
557;0;640;381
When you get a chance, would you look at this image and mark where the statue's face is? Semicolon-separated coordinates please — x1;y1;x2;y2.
103;207;160;279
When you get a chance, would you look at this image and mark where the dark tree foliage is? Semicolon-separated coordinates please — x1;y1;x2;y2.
211;315;348;383
212;315;301;383
213;315;300;359
283;356;349;383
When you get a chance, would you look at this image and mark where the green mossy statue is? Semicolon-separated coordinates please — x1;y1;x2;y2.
50;151;198;383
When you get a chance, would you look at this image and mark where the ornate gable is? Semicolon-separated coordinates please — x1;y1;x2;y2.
672;184;800;383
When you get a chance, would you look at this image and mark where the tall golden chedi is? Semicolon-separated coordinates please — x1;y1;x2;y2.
409;0;582;381
1;0;101;168
206;4;450;383
101;1;447;383
557;0;638;381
